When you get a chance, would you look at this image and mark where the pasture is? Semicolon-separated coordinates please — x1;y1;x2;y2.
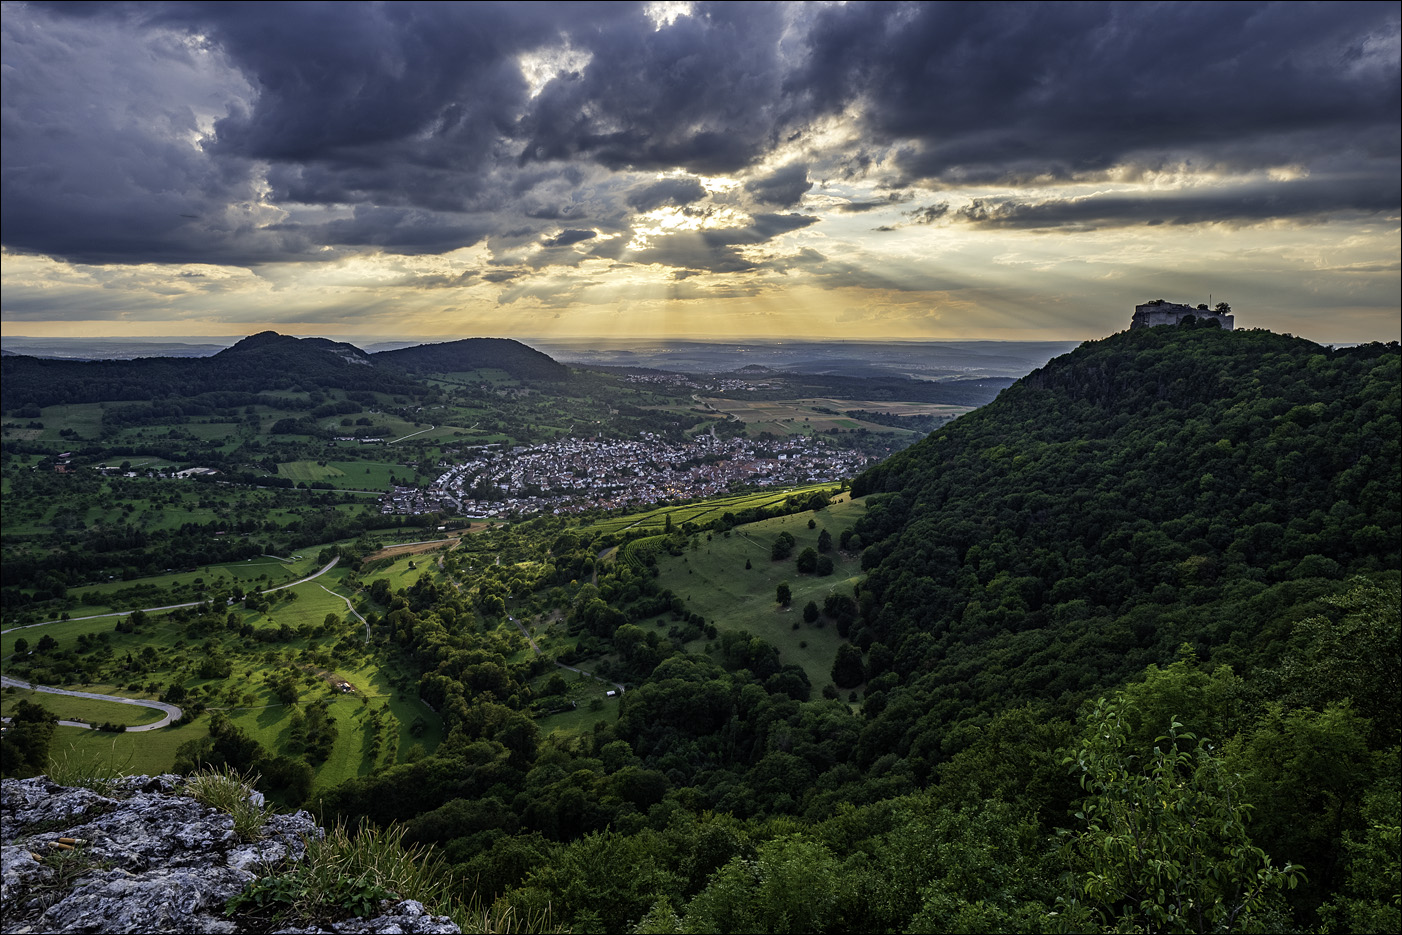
0;563;441;792
652;496;868;690
582;483;843;538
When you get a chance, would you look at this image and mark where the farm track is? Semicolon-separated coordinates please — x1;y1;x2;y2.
318;584;369;642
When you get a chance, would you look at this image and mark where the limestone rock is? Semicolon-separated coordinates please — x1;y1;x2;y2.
0;775;460;935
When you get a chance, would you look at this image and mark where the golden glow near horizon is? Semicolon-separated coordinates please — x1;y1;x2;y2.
4;198;1399;346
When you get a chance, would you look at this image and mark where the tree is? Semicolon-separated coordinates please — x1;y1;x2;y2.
776;583;792;606
680;834;840;934
817;528;833;553
803;601;819;623
1215;301;1232;313
1060;697;1301;934
12;637;28;655
796;547;818;574
832;643;864;688
771;532;796;561
0;700;56;778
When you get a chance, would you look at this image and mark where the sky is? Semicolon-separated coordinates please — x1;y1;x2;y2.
2;1;1398;344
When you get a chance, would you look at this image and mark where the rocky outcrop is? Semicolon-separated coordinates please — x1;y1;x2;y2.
0;775;460;934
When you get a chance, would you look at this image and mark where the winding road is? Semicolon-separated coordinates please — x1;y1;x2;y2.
0;675;182;731
0;557;341;635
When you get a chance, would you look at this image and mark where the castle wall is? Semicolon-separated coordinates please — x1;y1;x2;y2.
1132;301;1234;330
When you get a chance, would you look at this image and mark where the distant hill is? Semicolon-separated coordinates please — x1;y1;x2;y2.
0;332;418;409
372;338;568;381
0;332;577;409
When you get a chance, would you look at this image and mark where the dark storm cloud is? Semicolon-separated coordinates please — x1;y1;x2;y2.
302;206;496;254
541;229;598;248
799;2;1400;185
744;164;813;208
517;3;797;174
0;7;308;265
631;213;819;274
956;176;1402;230
3;1;1398;269
626;178;708;212
837;192;915;213
907;203;951;224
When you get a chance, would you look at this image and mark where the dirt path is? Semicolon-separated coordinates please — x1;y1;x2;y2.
505;614;626;694
389;425;435;444
318;585;369;642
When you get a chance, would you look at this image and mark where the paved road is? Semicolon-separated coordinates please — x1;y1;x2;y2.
0;674;182;731
1;557;340;634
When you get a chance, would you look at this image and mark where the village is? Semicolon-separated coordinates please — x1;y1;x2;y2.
378;431;870;517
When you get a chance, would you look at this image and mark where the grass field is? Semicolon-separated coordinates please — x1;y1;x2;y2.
48;721;212;778
277;460;348;482
652;496;869;690
694;397;973;438
536;693;620;736
4;566;440;790
1;687;163;727
582;483;843;537
21;552;328;621
359;553;441;597
37;402;112;441
694;398;909;437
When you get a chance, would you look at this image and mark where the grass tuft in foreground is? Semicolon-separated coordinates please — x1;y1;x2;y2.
184;766;268;842
47;741;132;796
227;819;560;933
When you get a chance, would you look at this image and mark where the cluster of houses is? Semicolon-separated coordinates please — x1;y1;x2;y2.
379;484;453;515
622;373;771;392
376;431;869;518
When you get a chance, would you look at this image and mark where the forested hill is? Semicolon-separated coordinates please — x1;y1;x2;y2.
372;337;569;381
1;333;418;408
849;325;1399;729
0;333;566;408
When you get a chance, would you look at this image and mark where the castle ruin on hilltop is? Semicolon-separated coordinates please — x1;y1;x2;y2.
1132;299;1234;330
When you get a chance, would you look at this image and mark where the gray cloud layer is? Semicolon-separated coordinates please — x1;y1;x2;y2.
3;1;1398;268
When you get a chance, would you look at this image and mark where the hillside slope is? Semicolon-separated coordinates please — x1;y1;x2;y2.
849;325;1399;733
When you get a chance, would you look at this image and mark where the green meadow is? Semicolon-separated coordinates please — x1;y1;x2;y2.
582;483;843;537
652;496;868;690
2;561;440;791
1;687;163;727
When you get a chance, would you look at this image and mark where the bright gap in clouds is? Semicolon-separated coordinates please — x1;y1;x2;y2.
517;44;593;99
645;2;694;31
